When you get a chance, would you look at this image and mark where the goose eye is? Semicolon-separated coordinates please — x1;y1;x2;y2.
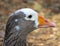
28;15;32;18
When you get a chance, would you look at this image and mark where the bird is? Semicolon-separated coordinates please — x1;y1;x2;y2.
3;8;55;46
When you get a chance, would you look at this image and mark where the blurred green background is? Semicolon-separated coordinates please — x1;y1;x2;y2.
0;0;60;46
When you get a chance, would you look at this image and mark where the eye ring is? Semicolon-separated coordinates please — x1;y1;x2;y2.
28;15;32;18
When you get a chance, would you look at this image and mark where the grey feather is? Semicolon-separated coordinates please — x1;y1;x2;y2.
3;11;36;46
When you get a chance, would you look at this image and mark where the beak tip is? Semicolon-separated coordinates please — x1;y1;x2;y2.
49;22;56;27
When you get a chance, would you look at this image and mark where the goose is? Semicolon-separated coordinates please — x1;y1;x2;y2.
3;8;55;46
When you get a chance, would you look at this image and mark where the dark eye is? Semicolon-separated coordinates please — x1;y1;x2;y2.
28;15;32;18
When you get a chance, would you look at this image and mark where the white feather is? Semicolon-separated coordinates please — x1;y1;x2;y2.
15;19;18;22
15;26;20;31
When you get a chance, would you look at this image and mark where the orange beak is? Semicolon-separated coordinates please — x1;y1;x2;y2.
38;15;56;28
